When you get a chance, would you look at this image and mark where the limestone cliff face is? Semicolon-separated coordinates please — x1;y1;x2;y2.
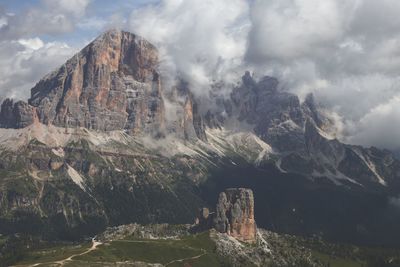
0;99;38;128
28;29;165;136
165;81;207;141
0;30;208;140
231;71;306;153
214;188;256;243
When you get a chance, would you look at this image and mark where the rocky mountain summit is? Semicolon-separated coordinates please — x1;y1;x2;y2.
29;30;164;135
1;29;400;245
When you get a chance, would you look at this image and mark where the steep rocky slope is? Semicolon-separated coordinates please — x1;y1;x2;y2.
0;99;38;128
28;30;164;135
1;30;400;245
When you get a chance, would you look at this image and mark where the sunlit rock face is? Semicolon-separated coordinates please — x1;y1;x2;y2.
28;29;165;136
215;188;257;243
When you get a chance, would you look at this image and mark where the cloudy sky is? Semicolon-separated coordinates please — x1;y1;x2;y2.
1;0;400;150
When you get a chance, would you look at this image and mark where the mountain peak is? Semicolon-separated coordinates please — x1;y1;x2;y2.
91;29;148;51
99;28;123;36
26;29;164;134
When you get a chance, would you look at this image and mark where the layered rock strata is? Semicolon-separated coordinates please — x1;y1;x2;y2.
27;29;165;136
0;99;37;128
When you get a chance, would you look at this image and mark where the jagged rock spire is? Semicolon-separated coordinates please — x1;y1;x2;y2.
214;188;257;243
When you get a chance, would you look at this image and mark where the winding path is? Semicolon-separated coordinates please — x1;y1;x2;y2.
17;238;102;267
53;238;102;266
107;239;208;266
17;238;208;266
164;248;207;266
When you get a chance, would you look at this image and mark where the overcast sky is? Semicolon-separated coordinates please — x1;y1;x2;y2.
1;0;400;150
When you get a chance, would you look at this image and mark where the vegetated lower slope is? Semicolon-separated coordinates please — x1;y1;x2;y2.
1;124;400;246
5;224;400;267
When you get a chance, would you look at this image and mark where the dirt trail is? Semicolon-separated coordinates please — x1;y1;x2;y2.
113;239;208;266
17;238;102;267
53;238;102;266
165;249;207;266
17;238;206;267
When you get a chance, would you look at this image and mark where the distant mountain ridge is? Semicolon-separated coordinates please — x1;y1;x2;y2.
1;30;400;245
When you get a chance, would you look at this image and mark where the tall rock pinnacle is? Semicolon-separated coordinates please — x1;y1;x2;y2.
28;29;165;135
214;188;257;243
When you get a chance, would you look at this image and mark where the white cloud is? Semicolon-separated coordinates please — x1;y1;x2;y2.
244;0;400;149
0;16;7;28
0;0;90;99
18;38;45;50
0;0;91;40
347;96;400;149
339;40;364;53
128;0;250;97
77;17;107;31
247;0;352;61
43;0;91;17
0;38;76;99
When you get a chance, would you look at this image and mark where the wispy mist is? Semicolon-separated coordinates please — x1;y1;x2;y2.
128;0;250;98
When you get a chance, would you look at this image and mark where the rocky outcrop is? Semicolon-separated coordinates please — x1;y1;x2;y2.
214;188;256;243
193;188;257;243
28;29;165;136
165;81;207;141
231;72;306;153
0;99;37;128
193;207;213;232
227;71;392;186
